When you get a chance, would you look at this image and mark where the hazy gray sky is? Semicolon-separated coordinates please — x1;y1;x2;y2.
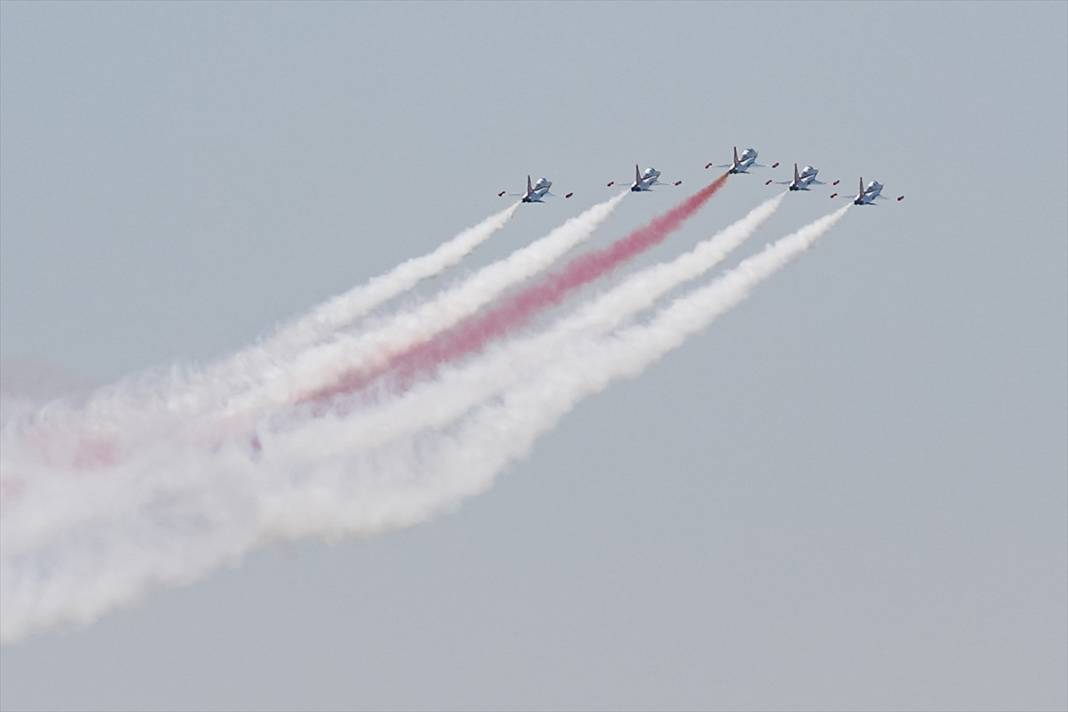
1;1;1065;710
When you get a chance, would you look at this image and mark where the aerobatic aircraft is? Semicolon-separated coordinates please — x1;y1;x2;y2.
765;163;825;191
607;165;682;191
831;178;905;204
706;146;779;173
498;175;572;202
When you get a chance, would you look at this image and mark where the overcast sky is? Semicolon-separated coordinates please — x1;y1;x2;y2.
1;2;1066;710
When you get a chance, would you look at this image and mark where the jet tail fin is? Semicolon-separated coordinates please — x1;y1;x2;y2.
859;177;863;196
794;163;800;183
527;175;533;195
733;146;739;165
635;164;641;184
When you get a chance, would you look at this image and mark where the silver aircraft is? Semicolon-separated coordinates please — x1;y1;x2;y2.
498;175;572;202
766;163;825;191
831;177;905;204
706;146;779;173
607;164;682;191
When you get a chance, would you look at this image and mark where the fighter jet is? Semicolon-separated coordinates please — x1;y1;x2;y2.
830;177;905;204
498;175;572;202
706;146;779;173
607;164;682;191
765;163;825;191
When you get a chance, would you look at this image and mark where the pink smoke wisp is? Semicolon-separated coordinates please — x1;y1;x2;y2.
307;174;730;406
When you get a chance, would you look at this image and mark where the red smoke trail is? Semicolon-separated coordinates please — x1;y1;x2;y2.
306;175;728;406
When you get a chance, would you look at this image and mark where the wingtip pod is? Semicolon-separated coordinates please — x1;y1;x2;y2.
765;179;773;186
497;191;506;197
704;162;713;169
607;181;615;187
673;180;683;186
564;192;574;199
830;192;838;199
897;195;905;201
771;161;780;168
832;179;840;186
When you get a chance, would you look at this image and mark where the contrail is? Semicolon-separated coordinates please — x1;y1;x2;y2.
228;191;627;415
24;206;521;455
157;204;520;420
306;175;729;403
0;197;618;477
0;194;627;577
387;205;855;511
298;193;787;456
0;205;844;644
273;205;856;541
264;203;520;355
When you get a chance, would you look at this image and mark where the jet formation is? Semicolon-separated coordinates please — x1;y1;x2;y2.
500;146;904;204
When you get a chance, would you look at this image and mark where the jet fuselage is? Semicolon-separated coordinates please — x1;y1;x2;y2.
631;167;662;192
523;177;552;203
788;165;820;191
853;180;884;205
728;147;759;174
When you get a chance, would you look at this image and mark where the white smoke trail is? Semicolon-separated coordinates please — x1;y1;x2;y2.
298;193;787;457
0;193;626;642
223;192;628;416
225;205;855;586
264;203;520;355
362;205;854;519
0;197;620;518
144;204;520;420
0;205;842;644
0;206;521;465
